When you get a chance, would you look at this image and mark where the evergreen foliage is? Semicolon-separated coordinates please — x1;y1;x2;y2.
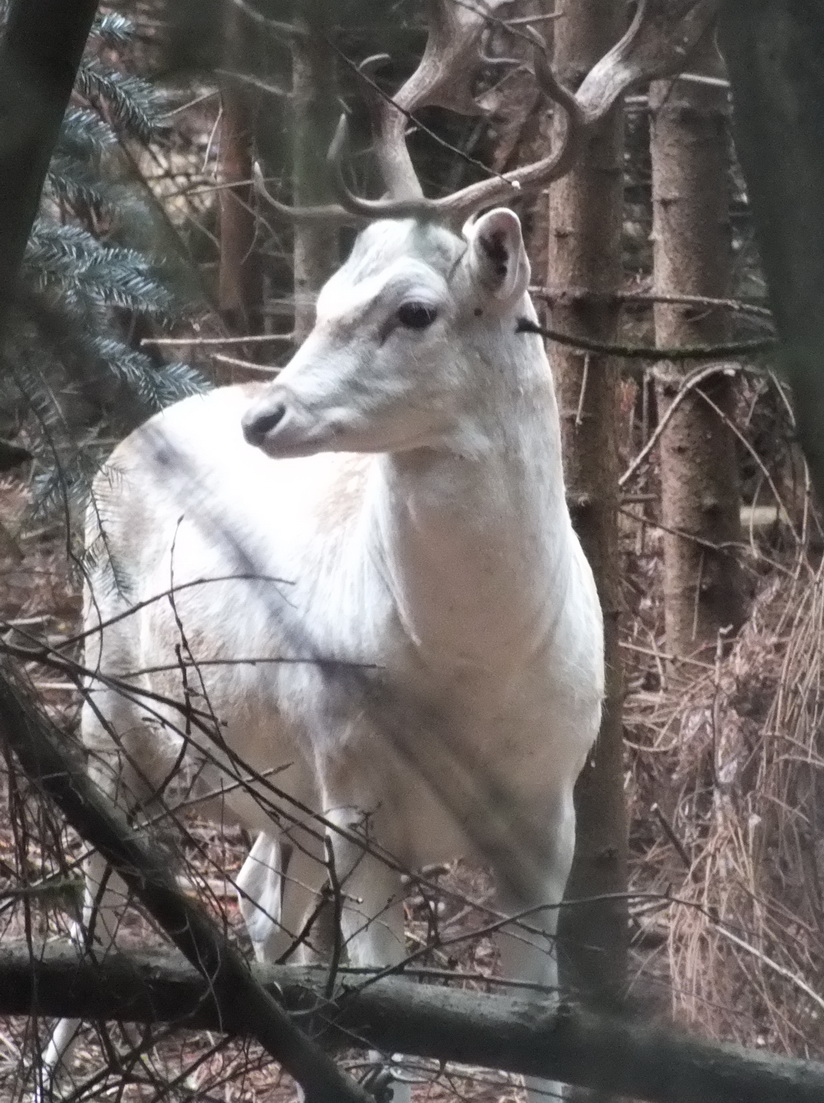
1;8;205;521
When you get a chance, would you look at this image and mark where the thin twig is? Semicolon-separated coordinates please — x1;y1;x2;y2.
531;286;774;319
140;333;294;348
715;923;824;1016
213;353;281;374
650;803;691;869
0;670;373;1103
517;317;775;360
575;353;590;426
229;0;299;37
619;363;743;487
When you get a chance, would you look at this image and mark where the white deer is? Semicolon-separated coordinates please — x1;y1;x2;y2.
40;1;698;1098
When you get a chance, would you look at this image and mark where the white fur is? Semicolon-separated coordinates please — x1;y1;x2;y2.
42;211;603;1102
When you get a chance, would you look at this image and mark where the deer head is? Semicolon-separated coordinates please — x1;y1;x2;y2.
244;0;719;458
242;208;533;456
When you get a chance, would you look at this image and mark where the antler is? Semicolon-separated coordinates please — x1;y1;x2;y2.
324;22;585;224
263;0;721;227
367;0;505;201
257;0;507;223
253;161;369;226
575;0;721;120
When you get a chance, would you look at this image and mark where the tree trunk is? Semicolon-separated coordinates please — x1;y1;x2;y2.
291;2;338;343
718;0;824;508
217;0;264;354
548;0;628;1061
0;0;100;310
651;31;743;664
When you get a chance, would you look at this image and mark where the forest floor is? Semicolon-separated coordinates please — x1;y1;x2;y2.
1;470;824;1101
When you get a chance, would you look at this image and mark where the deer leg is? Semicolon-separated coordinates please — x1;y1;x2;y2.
237;829;328;965
491;794;576;1103
325;803;411;1103
278;832;332;964
236;832;284;963
324;805;405;968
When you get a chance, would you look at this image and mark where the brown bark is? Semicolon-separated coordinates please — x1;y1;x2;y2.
291;3;338;343
548;0;628;1053
651;32;743;663
218;0;264;346
718;0;824;508
8;941;824;1103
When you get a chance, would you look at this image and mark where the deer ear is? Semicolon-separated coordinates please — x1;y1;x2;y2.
464;208;531;308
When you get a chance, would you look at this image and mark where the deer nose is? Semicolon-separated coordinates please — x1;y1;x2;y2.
243;403;286;446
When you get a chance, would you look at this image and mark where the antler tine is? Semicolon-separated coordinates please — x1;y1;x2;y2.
398;0;494;116
252;161;367;226
256;0;499;226
353;53;425;204
357;52;392;134
299;3;578;226
416;32;585;224
373;0;502;200
575;0;721;122
326;116;439;220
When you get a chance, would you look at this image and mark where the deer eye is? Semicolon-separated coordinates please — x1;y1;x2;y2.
397;302;438;329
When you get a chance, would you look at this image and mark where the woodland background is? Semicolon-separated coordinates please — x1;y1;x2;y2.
1;0;824;1100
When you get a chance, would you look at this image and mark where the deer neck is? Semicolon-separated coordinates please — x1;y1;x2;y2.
364;347;574;679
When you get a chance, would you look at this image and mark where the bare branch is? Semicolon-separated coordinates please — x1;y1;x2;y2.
0;668;373;1103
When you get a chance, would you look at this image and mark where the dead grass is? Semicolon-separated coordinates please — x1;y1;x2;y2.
623;516;824;1059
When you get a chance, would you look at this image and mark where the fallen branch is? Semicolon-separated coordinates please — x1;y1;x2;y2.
3;942;824;1103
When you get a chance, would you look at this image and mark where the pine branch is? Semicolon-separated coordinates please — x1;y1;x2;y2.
75;59;165;143
88;11;134;49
